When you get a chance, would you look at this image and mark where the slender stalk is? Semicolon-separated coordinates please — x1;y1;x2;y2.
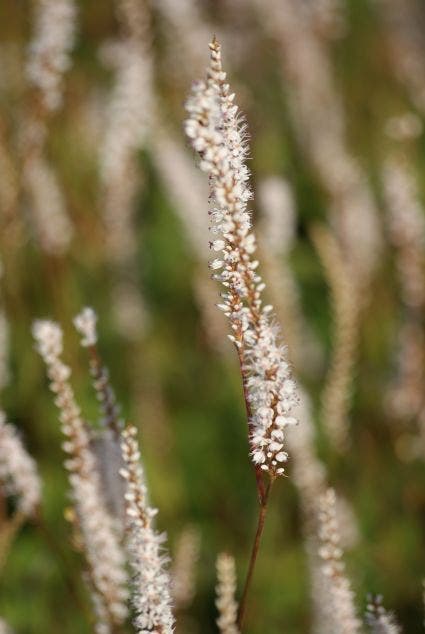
87;343;122;439
237;479;273;631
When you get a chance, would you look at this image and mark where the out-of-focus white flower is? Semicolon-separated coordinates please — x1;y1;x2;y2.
303;0;347;40
23;0;76;256
311;224;360;452
215;553;239;634
73;307;98;348
365;595;402;634
377;0;425;112
257;176;323;373
24;156;73;255
110;282;147;341
252;0;382;281
0;411;41;516
154;0;213;77
258;177;296;255
0;618;13;634
171;525;201;609
151;129;209;259
383;156;425;422
99;1;153;340
317;488;361;634
152;129;230;353
288;392;326;510
26;0;77;112
100;40;153;191
385;113;423;141
383;155;425;310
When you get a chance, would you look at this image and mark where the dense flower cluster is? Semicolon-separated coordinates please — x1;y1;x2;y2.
0;411;41;516
26;0;77;112
185;38;298;477
317;488;361;634
215;553;239;634
32;320;128;633
120;425;174;633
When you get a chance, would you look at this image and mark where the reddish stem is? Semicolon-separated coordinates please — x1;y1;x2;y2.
237;479;273;631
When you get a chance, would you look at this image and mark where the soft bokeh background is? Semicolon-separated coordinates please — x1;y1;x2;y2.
0;1;424;632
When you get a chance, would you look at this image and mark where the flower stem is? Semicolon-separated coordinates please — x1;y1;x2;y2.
237;478;273;631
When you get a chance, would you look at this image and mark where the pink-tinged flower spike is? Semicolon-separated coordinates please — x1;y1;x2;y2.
0;411;41;517
120;426;175;634
317;488;361;634
32;320;128;633
184;38;299;481
365;595;402;634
